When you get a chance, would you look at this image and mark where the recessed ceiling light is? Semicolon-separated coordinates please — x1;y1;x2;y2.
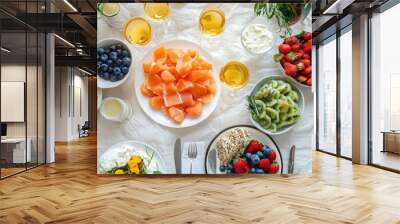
63;0;78;12
1;47;11;53
54;34;75;48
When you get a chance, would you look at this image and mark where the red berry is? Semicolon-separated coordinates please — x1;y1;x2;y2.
258;158;271;172
283;62;297;76
303;54;310;60
278;44;291;54
268;162;280;174
302;59;311;67
291;44;300;52
246;140;263;153
305;78;312;86
296;75;308;83
285;36;299;45
301;32;312;41
268;150;277;162
234;159;250;174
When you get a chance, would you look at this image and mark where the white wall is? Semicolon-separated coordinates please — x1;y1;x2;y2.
54;67;89;141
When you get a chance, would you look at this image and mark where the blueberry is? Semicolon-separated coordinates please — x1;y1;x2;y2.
109;51;118;61
245;152;252;160
116;59;122;65
117;73;124;80
97;61;102;70
262;146;272;157
113;67;121;75
110;74;118;82
100;54;108;62
103;72;110;80
250;168;256;174
250;154;260;166
227;164;233;171
256;169;265;174
257;151;264;159
100;63;108;71
109;45;116;51
98;72;104;78
116;44;122;49
108;66;113;73
97;47;105;55
122;57;131;66
121;66;129;74
107;59;113;65
122;50;129;57
227;169;232;174
105;48;110;53
116;49;122;56
219;165;226;172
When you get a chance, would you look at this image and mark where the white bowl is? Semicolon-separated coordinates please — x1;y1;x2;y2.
241;16;277;55
97;38;132;89
134;39;221;128
249;75;305;135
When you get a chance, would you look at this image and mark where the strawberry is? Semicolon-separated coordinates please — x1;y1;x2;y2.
296;51;304;59
268;162;280;174
303;54;310;60
301;31;312;41
278;44;291;54
285;36;299;45
301;59;311;67
302;66;312;76
246;139;263;153
296;75;308;83
268;150;277;162
291;44;300;52
234;159;250;174
258;158;271;172
283;62;297;76
304;40;312;54
305;78;312;86
286;52;297;62
273;53;284;62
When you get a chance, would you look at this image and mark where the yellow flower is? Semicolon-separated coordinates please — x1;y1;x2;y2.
114;169;124;175
130;166;140;174
131;155;142;164
127;160;138;169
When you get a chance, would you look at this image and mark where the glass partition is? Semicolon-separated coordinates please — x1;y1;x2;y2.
317;35;337;155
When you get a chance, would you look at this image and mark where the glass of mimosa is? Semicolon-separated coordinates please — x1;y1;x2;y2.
219;61;249;89
144;3;170;22
199;6;225;37
123;17;152;46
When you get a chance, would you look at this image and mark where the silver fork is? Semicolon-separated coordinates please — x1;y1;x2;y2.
188;143;198;174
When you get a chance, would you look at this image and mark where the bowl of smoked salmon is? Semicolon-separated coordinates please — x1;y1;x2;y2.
135;39;221;128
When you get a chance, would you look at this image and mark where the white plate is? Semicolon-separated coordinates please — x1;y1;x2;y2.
99;141;166;174
205;125;283;174
134;39;221;128
97;38;133;89
249;75;305;135
97;88;102;110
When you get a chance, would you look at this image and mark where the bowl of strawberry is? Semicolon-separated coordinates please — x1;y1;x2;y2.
274;31;312;87
221;139;282;174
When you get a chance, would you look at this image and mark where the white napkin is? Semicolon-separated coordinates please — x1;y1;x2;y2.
181;142;205;174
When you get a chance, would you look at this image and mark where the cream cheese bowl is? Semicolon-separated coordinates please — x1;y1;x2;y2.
241;17;277;55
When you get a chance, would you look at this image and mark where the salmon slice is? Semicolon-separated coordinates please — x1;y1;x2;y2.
185;102;202;117
161;70;176;82
188;49;198;58
165;82;178;95
207;82;216;95
150;62;165;76
161;106;169;117
143;63;151;74
176;79;193;92
150;96;164;109
168;107;185;123
164;92;183;107
141;79;155;97
188;70;213;82
191;83;209;99
181;93;196;107
198;94;213;104
154;47;166;60
167;49;179;64
176;60;192;77
148;73;162;89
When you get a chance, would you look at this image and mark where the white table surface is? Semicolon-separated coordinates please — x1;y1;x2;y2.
98;3;314;174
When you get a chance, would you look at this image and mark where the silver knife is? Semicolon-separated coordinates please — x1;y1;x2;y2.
174;138;182;174
288;145;296;174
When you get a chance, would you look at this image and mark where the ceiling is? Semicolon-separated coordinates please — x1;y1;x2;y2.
0;0;96;73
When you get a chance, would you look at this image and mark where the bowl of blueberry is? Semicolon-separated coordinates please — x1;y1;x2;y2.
97;38;132;89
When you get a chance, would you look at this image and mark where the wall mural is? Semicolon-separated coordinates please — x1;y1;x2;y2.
97;3;314;175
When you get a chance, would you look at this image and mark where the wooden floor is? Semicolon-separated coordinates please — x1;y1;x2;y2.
0;135;400;224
